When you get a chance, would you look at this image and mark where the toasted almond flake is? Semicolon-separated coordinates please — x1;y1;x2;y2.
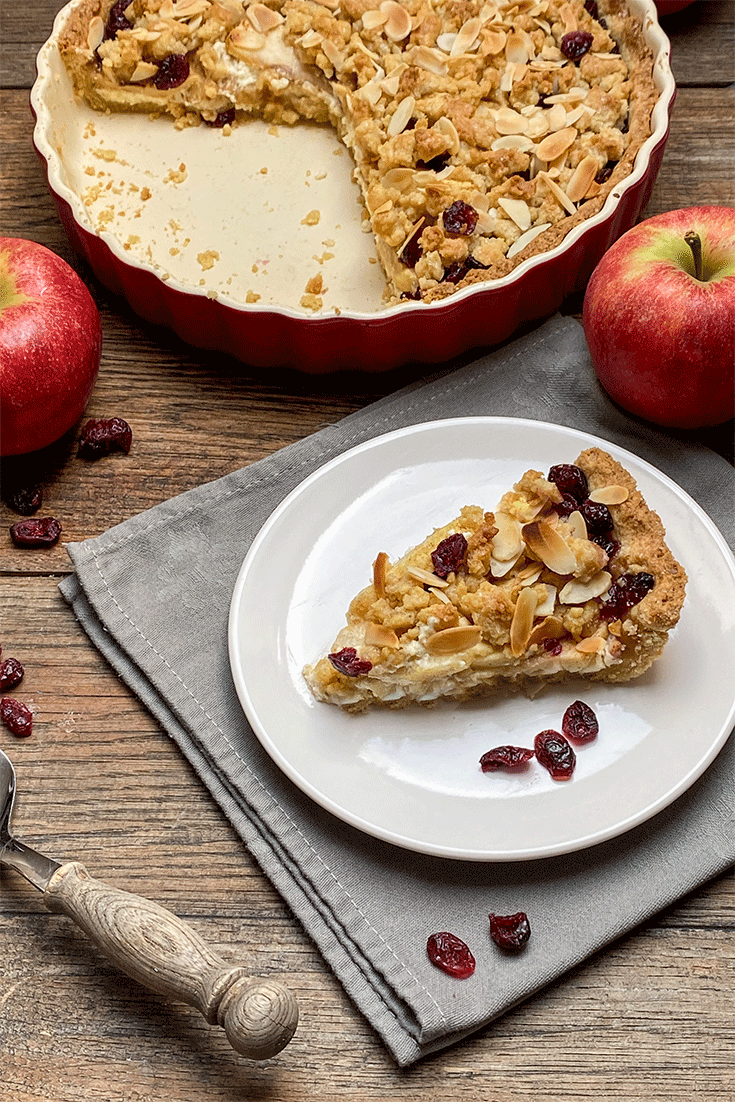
381;0;412;41
565;509;588;540
432;115;460;156
298;29;323;48
373;551;389;598
129;61;160;82
559;570;612;604
576;635;606;655
87;15;104;51
172;0;210;16
131;28;162;42
362;9;388;30
491;134;536;153
311;0;340;8
489;552;523;578
425;624;483;655
560;1;577;34
160;0;174;15
565;105;590;127
365;623;399;648
498;197;531;231
537;170;577;215
546;103;568;132
510;587;538;656
608;619;623;636
506;221;551;258
437;32;457;53
408;565;448;588
491;511;524;561
525;114;550;140
589;484;630;505
321;39;345;71
246;3;284;32
451;16;482;56
495;106;529;136
528;614;566;646
372;199;393;216
360;78;384;106
505;27;530;64
522;519;577;575
534;583;558;618
429;586;452;604
535;126;577;162
382;167;415;191
518;563;543;586
565;155;599;204
228;26;266;56
482;28;507;54
409;45;449;75
387;94;415;137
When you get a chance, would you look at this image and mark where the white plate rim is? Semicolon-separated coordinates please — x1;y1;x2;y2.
228;417;735;861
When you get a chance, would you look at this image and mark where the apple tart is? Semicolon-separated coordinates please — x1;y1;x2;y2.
302;447;687;710
58;0;658;304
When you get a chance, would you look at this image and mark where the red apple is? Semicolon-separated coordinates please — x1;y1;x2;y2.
655;2;695;16
582;206;735;430
1;237;102;456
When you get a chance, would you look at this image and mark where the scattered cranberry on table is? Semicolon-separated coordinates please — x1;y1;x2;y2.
0;697;33;738
489;912;531;952
9;516;62;548
2;484;43;515
0;657;24;691
77;416;132;460
426;931;476;978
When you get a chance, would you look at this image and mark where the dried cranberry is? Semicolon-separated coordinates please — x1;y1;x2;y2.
400;225;424;269
0;697;32;738
431;533;468;579
542;638;563;656
562;699;599;743
561;30;594;61
104;0;132;39
584;0;599;17
427;932;476;978
206;107;236;128
78;417;132;459
535;729;576;780
328;647;373;677
154;53;190;90
480;745;534;772
442;200;479;237
600;572;655;621
0;658;24;692
442;255;489;284
416;152;450;172
3;484;43;515
595;160;616;184
555;493;581;519
400;287;422;301
593;532;621;559
548;464;588;502
489;912;531;951
579;499;614;536
9;517;62;548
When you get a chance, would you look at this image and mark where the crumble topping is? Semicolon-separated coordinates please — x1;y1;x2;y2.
59;0;656;304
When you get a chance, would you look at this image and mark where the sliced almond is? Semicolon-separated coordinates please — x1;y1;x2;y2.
565;509;587;540
491;134;536;153
505;27;530;65
534;583;558;619
172;0;210;16
387;95;416;138
576;635;606;655
87;15;104;52
228;26;266;57
589;484;630;505
560;1;578;34
451;16;482;56
362;9;388;31
607;619;624;637
565;155;599;204
408;565;448;588
298;29;324;49
382;166;415;191
495;106;529;136
518;563;543;586
434;116;461;155
559;570;612;604
546;102;568;132
522;520;577;575
246;3;284;33
537;170;577;215
489;553;523;578
535;126;577;163
129;61;160;82
498;197;531;231
408;45;449;76
528;614;566;646
482;29;507;56
491;512;524;561
373;551;389;598
425;624;482;655
506;221;551;258
429;586;452;604
381;0;412;41
364;623;399;648
510;586;538;657
321;39;345;71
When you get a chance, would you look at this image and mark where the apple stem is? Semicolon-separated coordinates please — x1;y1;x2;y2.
684;230;704;281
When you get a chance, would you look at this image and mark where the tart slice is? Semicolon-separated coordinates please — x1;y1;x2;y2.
302;447;687;710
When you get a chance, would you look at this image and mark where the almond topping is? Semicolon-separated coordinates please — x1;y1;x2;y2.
506;222;551;258
491;511;524;561
575;635;606;655
495;106;529;136
434;116;461;155
498;197;531;231
491;135;536;153
451;16;482;56
228;26;266;56
535;126;577;163
362;9;388;31
246;3;283;33
528;615;566;646
565;155;599;204
382;166;415;191
381;0;412;41
409;45;449;76
518;563;543;586
429;586;452;604
408;565;448;588
321;39;345;71
505;27;531;65
364;623;399;648
373;551;389;598
482;29;507;56
425;625;482;655
510;586;538;656
387;95;416;137
565;509;587;540
534;583;558;619
298;29;323;48
589;484;630;505
559;570;612;604
522;519;577;575
129;61;160;82
87;15;104;52
537;170;577;215
172;0;210;16
546;103;568;132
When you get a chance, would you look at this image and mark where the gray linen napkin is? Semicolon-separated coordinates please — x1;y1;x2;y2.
59;314;735;1066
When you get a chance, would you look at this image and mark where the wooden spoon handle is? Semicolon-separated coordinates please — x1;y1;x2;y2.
44;861;298;1060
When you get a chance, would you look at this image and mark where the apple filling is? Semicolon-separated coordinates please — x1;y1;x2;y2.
302;447;687;711
59;0;658;304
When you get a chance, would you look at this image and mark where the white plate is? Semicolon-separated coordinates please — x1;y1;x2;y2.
228;419;735;860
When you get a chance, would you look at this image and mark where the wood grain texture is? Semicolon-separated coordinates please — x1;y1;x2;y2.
2;2;734;1099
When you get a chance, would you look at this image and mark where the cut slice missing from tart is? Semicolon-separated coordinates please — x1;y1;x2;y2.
302;447;687;710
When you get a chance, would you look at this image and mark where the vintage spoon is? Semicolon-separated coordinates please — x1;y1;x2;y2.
0;745;297;1060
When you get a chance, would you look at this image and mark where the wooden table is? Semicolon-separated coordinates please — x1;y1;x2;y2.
2;3;734;1098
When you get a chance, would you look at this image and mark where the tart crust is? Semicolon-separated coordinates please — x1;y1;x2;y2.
58;0;657;305
302;447;687;710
